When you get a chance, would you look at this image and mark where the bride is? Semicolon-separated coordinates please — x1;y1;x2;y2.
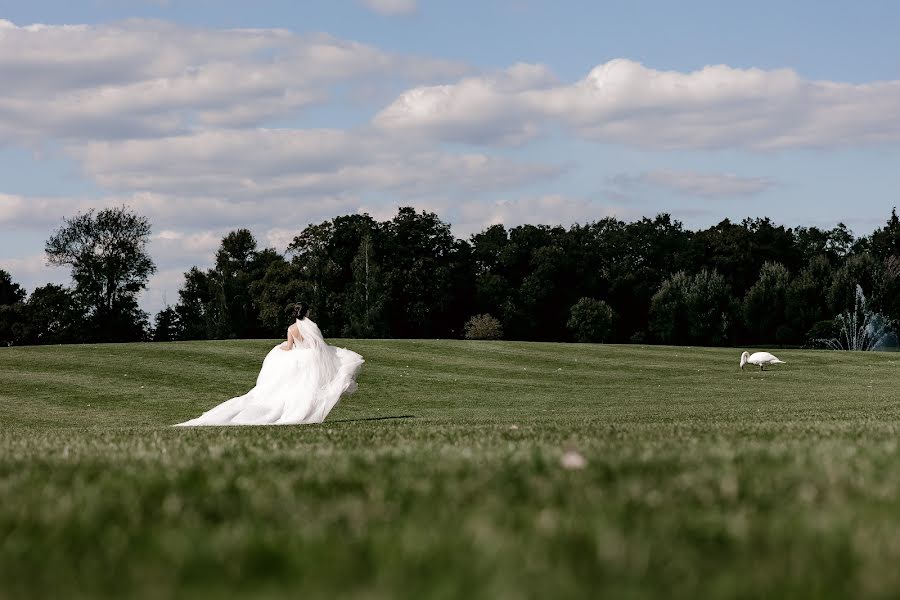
175;302;364;426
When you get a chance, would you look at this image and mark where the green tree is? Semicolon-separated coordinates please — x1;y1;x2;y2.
174;232;284;340
16;284;84;345
786;255;834;344
288;222;342;335
152;306;181;342
689;218;799;299
795;223;854;266
382;207;466;338
567;297;617;343
0;269;27;345
251;257;301;336
45;207;155;342
0;269;25;306
604;215;691;342
877;255;900;323
743;262;792;344
649;272;691;344
828;253;879;314
175;267;215;340
650;269;734;346
344;232;387;337
210;229;262;339
870;207;900;262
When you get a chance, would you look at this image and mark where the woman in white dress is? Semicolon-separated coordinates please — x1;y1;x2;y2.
174;302;364;426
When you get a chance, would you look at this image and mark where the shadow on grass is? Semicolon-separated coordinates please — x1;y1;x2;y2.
327;415;416;424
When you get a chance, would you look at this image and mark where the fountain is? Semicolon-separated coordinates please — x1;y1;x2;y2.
818;284;898;351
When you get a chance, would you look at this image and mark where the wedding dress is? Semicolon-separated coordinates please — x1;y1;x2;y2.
174;318;364;426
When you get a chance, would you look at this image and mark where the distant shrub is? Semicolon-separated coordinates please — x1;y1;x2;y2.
464;314;503;340
567;297;617;343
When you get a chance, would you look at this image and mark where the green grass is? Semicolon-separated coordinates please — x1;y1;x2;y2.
2;339;900;599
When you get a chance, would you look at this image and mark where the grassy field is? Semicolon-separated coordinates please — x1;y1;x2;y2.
1;339;900;599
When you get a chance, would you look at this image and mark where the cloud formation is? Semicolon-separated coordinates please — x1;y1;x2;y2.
6;16;897;316
76;129;564;199
0;19;464;143
611;170;776;199
376;58;900;150
360;0;418;15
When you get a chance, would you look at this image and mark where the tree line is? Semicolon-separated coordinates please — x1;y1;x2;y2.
2;205;899;347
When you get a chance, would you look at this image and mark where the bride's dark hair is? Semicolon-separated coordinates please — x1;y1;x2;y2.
288;302;310;321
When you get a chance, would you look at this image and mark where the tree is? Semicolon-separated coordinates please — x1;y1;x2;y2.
0;269;25;306
649;272;691;344
153;306;181;342
603;215;691;342
209;230;278;339
786;255;834;345
650;269;734;346
567;298;617;343
684;269;735;346
45;207;155;342
0;269;27;345
877;255;900;324
16;284;84;345
382;207;465;338
871;207;900;262
288;222;342;335
252;258;303;337
743;262;792;344
795;223;854;266
175;267;215;340
344;231;388;337
828;253;879;314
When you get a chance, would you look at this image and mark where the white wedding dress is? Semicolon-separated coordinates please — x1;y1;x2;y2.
174;318;364;426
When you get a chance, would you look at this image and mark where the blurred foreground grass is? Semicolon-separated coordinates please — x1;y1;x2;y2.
2;340;900;599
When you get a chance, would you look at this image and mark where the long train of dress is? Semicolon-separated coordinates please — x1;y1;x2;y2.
174;318;364;426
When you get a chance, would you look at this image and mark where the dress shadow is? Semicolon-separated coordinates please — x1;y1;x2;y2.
327;415;416;424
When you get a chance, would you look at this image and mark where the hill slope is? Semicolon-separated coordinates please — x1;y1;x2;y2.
2;340;900;598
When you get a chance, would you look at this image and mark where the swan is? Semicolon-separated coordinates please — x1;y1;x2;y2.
740;351;785;371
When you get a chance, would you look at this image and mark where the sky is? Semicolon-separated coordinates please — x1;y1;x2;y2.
2;0;900;317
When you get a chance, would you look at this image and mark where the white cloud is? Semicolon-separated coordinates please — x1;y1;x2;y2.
360;0;418;15
612;170;776;198
75;129;564;199
0;19;465;143
374;62;557;145
375;58;900;150
0;191;367;232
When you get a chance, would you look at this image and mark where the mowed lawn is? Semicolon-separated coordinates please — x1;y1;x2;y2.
2;340;900;599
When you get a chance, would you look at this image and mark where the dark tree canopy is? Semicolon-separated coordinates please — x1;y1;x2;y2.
0;269;26;306
871;208;900;262
16;284;83;345
0;270;27;345
7;204;900;348
45;207;155;342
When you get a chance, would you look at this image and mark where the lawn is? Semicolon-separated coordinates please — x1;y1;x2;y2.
1;339;899;599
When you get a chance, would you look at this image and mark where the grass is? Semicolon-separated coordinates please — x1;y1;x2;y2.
1;339;900;599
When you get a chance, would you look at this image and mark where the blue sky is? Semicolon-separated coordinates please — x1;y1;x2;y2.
2;0;899;315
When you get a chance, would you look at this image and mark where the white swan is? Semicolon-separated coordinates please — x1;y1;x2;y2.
740;351;785;371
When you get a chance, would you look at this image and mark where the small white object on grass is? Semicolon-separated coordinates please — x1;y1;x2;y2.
560;450;587;470
740;351;786;371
